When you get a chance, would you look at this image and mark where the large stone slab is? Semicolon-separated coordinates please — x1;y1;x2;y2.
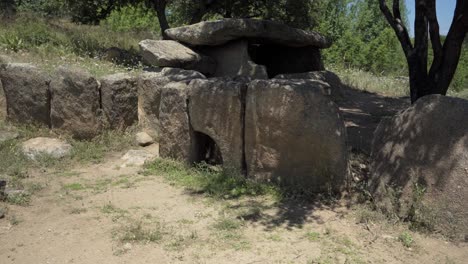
139;40;215;75
245;79;348;192
370;95;468;241
198;40;268;79
158;81;193;161
137;68;205;138
0;63;50;126
50;66;101;139
166;18;330;48
100;73;138;130
188;78;246;171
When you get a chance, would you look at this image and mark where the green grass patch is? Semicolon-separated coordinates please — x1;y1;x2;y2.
63;183;86;191
143;159;281;199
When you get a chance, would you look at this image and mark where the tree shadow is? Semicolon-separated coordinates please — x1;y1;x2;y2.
335;84;409;154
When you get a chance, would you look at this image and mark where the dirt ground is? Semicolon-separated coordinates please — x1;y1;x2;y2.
1;150;467;264
1;88;466;264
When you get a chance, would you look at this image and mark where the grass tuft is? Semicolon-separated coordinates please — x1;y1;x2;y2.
116;221;164;243
143;159;281;200
399;232;414;248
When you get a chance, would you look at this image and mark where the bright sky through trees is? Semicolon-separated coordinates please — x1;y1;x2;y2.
405;0;456;36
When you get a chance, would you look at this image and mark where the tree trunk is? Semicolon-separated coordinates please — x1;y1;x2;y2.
152;0;170;39
380;0;467;103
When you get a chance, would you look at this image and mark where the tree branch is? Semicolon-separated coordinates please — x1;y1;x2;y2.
379;0;413;56
433;0;468;94
427;0;443;77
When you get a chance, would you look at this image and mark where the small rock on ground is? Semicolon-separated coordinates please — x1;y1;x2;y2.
135;132;154;147
21;137;72;160
120;149;156;168
0;130;19;143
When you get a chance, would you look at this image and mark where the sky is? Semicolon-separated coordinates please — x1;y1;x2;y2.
405;0;456;36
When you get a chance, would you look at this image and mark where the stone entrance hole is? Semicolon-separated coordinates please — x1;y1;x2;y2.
191;131;223;165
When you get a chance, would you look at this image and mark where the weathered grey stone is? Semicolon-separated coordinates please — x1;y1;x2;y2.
0;130;19;143
139;40;216;75
50;66;101;139
370;95;468;241
251;45;324;77
0;63;50;126
100;73;138;130
245;79;348;192
158;81;193;162
198;40;268;79
137;68;205;138
120;149;156;167
166;18;330;48
188;78;246;171
0;79;6;120
275;71;344;100
21;137;72;160
135;132;154;147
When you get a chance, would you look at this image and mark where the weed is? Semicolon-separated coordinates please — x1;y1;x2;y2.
9;215;22;225
101;204;128;215
91;179;113;192
267;234;282;242
213;218;242;231
101;203;129;222
306;231;321;241
165;232;198;251
115;221;163;243
70;129;134;164
70;208;87;214
26;182;45;193
6;192;31;206
399;232;414;248
112;177;134;189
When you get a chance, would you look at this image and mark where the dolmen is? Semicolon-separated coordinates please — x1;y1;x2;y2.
1;19;349;193
139;18;331;79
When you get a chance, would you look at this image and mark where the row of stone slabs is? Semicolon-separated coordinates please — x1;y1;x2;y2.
0;64;347;192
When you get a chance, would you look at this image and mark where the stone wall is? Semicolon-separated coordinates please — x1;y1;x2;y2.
0;62;348;192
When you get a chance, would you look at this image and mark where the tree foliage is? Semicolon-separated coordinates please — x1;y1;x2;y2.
316;0;407;75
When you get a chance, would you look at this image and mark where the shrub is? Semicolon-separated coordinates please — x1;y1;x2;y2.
17;0;69;17
102;3;159;33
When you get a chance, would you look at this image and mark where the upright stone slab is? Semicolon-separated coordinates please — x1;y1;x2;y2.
100;73;138;130
50;66;101;139
137;68;205;138
198;40;268;79
158;81;192;161
245;79;348;192
275;71;344;100
188;78;246;171
370;95;468;240
0;63;50;126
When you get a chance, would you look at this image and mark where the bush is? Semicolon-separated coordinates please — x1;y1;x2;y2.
17;0;69;17
102;3;160;33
